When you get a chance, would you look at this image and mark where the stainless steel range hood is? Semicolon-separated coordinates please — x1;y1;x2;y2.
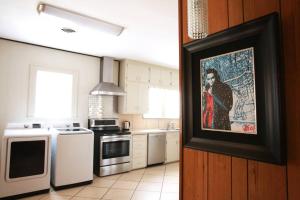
90;57;125;96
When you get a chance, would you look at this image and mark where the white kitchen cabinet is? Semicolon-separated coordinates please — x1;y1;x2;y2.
123;60;149;83
170;70;179;88
165;131;179;163
149;66;161;86
149;66;178;88
160;69;172;87
132;134;148;170
119;60;150;114
118;81;149;114
123;82;139;113
139;83;149;113
119;60;179;114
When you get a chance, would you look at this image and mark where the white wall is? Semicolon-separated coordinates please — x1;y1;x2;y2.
0;39;100;133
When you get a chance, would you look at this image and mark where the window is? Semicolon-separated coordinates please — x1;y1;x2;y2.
164;89;180;118
28;67;78;119
144;87;179;119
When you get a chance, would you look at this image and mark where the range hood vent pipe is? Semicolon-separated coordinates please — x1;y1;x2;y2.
90;57;125;96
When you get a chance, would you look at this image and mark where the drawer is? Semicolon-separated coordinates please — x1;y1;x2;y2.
133;135;147;143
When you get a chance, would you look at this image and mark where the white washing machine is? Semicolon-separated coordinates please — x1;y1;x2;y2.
51;123;94;189
0;123;51;199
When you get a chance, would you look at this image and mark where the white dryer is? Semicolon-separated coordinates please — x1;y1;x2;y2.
51;123;94;189
0;123;51;199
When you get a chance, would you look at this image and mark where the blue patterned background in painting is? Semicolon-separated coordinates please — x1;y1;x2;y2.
200;47;257;134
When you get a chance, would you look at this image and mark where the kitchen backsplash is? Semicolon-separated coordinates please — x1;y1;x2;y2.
119;114;179;130
88;95;118;119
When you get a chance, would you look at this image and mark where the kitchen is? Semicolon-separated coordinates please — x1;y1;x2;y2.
0;1;179;200
2;0;298;200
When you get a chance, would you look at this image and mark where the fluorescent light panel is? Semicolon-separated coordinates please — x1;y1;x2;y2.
37;3;124;36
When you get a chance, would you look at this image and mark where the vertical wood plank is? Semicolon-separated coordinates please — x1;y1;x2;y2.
243;0;280;21
194;151;208;200
183;148;195;200
281;0;300;199
232;158;248;200
203;152;208;200
182;0;193;44
248;161;287;200
207;0;229;34
228;0;244;26
183;148;207;200
208;153;231;200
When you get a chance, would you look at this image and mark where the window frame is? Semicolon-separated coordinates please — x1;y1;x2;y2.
27;66;79;119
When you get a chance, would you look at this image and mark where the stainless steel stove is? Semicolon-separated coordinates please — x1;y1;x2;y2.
88;119;131;177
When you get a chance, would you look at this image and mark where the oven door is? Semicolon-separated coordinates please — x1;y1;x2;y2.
100;135;131;166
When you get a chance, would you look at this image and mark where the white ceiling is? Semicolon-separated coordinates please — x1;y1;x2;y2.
0;0;179;68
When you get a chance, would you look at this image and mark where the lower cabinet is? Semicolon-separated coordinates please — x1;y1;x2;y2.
165;132;179;163
132;134;148;170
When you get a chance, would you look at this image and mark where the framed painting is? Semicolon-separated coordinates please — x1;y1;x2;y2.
182;12;286;164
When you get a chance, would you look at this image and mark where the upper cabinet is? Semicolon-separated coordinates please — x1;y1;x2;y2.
160;69;172;87
149;66;179;89
118;59;179;114
119;81;149;114
149;66;161;86
170;70;179;88
123;60;150;83
119;60;149;114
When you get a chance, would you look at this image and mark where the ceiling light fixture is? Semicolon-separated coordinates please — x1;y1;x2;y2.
37;3;124;36
61;28;76;33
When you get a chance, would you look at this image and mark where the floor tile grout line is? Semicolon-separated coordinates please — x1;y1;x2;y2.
129;168;146;200
94;168;146;200
99;174;123;200
72;174;122;199
70;184;87;198
40;185;85;199
158;165;166;200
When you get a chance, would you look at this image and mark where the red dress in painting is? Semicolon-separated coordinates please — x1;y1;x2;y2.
203;92;214;128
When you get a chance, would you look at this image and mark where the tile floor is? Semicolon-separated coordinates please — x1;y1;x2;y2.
20;162;179;200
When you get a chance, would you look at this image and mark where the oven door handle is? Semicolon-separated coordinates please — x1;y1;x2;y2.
101;138;131;143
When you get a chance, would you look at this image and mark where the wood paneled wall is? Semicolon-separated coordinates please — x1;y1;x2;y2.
179;0;300;199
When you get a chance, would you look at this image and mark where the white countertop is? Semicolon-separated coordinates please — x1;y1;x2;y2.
131;129;180;135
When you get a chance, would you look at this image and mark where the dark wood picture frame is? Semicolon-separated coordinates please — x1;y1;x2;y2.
182;12;286;164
